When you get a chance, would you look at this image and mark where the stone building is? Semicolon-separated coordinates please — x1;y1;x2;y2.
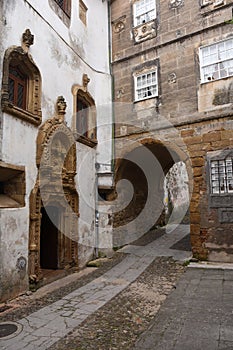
111;0;233;260
0;0;113;302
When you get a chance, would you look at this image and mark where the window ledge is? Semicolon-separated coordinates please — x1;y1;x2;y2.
2;103;41;126
74;132;97;148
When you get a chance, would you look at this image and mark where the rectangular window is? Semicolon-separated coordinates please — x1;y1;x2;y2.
76;97;88;137
133;0;156;27
210;158;233;194
200;38;233;83
134;70;158;101
54;0;71;17
9;65;27;110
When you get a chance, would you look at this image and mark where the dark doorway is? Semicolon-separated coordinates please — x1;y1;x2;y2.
40;206;59;269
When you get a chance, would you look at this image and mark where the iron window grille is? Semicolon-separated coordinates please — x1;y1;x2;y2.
199;38;233;83
210;157;233;194
133;0;156;27
134;70;158;101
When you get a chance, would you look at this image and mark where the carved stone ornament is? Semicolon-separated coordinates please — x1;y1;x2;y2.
56;95;67;119
133;20;156;43
112;16;126;33
83;73;90;91
168;72;177;84
116;88;125;99
22;29;34;51
169;0;184;9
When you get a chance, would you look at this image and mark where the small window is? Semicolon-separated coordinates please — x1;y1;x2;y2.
9;64;27;110
133;0;156;27
200;38;233;83
79;0;87;25
54;0;71;17
210;157;233;194
134;70;158;101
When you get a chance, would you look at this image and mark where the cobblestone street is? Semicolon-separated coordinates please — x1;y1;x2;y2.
0;225;191;350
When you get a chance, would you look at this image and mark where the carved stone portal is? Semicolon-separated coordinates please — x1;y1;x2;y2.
28;97;79;283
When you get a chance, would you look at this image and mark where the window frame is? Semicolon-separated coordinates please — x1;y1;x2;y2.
72;86;97;148
134;69;158;102
9;64;27;110
133;0;156;28
54;0;71;18
210;157;233;195
199;38;233;84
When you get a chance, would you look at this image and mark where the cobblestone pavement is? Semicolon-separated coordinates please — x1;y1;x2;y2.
134;267;233;350
0;225;191;350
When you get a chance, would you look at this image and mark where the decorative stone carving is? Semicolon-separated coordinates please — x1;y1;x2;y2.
116;88;125;99
169;0;184;9
168;72;177;84
82;73;90;91
29;98;79;283
133;20;156;43
112;16;126;33
22;29;34;49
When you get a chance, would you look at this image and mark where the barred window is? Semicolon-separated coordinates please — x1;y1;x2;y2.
210;158;233;194
54;0;71;17
134;70;158;101
9;65;27;110
200;38;233;83
133;0;156;27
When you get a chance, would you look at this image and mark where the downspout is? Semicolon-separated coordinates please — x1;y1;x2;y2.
107;0;115;174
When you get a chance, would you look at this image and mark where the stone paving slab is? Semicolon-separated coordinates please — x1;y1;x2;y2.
133;268;233;350
0;225;190;350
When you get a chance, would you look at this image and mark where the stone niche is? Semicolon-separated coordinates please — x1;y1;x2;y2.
0;161;25;208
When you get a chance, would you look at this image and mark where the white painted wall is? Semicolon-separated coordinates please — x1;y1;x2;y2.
0;0;113;300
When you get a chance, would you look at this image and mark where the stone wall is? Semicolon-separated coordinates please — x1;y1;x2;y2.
111;0;233;261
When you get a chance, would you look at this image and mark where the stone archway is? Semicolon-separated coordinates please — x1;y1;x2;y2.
28;96;79;283
112;138;192;246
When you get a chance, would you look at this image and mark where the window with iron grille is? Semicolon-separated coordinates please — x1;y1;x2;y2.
210;157;233;194
133;0;156;27
9;65;27;110
199;38;233;83
134;70;158;101
54;0;71;17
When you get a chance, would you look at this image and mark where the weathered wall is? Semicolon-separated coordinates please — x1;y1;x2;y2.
0;0;112;301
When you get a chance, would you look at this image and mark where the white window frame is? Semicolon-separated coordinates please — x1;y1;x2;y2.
210;157;233;194
134;70;158;102
133;0;156;27
199;38;233;83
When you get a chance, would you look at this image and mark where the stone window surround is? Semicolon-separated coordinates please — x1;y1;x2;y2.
132;0;156;28
1;46;42;126
207;149;233;209
49;0;71;27
199;37;233;84
72;85;97;148
79;0;88;26
132;59;160;103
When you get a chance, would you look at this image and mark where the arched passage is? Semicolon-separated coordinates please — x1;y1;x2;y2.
113;139;191;246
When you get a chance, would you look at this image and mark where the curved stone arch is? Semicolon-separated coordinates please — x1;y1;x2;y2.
29;97;79;283
113;135;192;234
1;45;42;125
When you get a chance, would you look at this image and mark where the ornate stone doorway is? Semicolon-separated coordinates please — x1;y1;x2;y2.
29;97;79;284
